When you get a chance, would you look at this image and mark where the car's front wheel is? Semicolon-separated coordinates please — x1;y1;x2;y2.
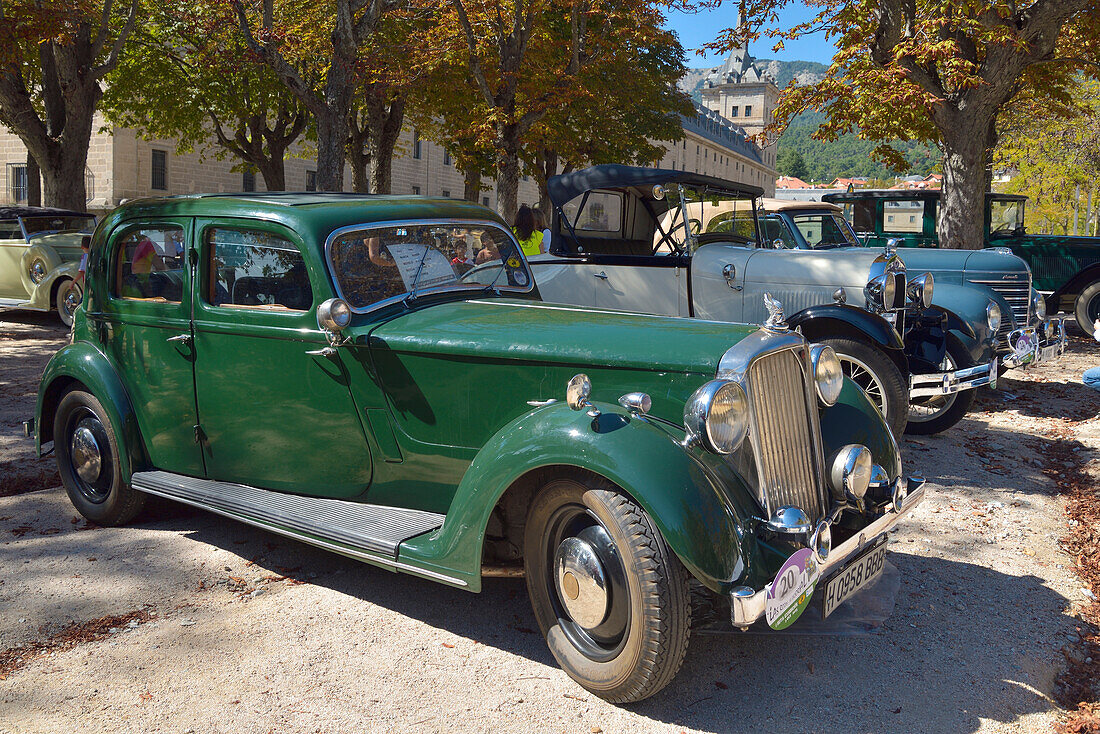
524;474;691;703
54;390;144;525
55;278;81;327
906;335;977;435
1074;281;1100;335
819;337;909;439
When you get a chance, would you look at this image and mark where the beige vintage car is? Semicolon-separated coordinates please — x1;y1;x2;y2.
0;206;95;326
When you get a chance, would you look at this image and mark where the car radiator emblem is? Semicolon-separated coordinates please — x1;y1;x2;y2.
763;293;788;331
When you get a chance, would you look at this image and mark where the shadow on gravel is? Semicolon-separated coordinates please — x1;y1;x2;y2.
79;500;1067;734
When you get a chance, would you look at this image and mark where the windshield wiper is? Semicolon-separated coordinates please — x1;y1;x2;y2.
403;246;432;305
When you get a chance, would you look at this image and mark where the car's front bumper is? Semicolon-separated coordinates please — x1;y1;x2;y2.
909;358;997;399
729;476;926;628
1001;319;1067;369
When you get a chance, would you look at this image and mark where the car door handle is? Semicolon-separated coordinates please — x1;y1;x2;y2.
166;334;192;344
722;264;742;291
306;347;337;358
593;271;609;280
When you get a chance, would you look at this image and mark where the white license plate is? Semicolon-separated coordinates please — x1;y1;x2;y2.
822;538;888;618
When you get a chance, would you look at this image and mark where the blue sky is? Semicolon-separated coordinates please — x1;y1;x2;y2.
664;4;835;67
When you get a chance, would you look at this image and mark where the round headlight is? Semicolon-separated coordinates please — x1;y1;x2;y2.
865;273;896;311
810;344;843;406
829;444;873;501
29;259;47;285
684;379;748;455
1032;288;1046;322
986;301;1002;334
317;297;351;332
907;272;934;308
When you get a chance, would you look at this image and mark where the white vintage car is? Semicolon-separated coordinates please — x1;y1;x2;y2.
0;206;95;326
531;165;999;436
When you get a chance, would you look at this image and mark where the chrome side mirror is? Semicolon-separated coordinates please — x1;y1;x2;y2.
316;298;352;348
566;374;599;417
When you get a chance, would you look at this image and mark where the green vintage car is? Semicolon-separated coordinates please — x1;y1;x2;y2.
28;193;923;702
0;206;96;326
824;189;1100;333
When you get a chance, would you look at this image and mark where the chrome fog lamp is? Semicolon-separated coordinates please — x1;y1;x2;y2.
317;297;352;333
766;506;812;535
809;520;832;562
828;444;873;503
891;477;909;513
29;259;47;284
618;392;652;415
906;272;934;308
832;287;846;304
684;379;748;454
864;273;896;312
986;301;1002;334
1031;288;1047;322
810;344;843;406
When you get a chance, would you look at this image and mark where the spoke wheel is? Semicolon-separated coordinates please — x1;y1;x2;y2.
839;354;887;416
524;475;690;703
819;337;909;439
1076;281;1100;334
905;335;977;435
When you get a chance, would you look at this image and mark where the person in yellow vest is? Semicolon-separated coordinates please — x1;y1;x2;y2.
513;204;546;257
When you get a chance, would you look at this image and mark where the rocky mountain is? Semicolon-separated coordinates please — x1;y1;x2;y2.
678;59;828;101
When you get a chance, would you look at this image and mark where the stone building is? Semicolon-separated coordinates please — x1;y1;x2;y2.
700;43;780;172
0;100;776;212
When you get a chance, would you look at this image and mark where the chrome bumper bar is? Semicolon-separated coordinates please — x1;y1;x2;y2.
1001;319;1067;370
909;358;997;399
729;476;926;629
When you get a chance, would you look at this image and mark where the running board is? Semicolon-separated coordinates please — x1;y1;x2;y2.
131;470;446;560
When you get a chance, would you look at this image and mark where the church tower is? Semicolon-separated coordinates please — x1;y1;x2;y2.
700;32;780;171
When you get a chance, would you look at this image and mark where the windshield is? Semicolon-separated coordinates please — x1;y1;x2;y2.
652;191;759;252
790;213;859;249
990;199;1024;235
327;221;532;311
21;215;95;236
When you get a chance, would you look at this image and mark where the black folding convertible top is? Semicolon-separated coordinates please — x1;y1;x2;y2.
547;164;764;207
0;205;89;219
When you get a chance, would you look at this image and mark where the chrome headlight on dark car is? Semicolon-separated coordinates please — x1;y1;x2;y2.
1031;288;1046;322
906;273;934;308
810;344;843;406
987;301;1002;334
865;273;896;311
684;379;748;454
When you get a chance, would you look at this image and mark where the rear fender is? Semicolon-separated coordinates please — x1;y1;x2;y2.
788;303;907;374
36;341;147;478
397;402;750;594
1052;263;1100;306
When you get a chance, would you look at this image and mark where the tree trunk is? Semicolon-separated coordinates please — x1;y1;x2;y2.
315;110;347;191
40;140;91;211
347;140;371;193
368;95;404;196
937;118;993;250
255;157;286;191
462;164;481;203
496;128;521;224
26;154;41;207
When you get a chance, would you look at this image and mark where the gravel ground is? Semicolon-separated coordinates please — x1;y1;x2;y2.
0;310;1097;734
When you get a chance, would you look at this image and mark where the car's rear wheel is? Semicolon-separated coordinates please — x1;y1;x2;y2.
819;337;909;439
906;335;976;435
1074;281;1100;335
54;390;144;525
55;278;81;327
524;474;690;704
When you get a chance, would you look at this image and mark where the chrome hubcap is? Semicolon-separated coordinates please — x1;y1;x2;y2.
71;422;102;483
63;286;81;316
554;536;609;630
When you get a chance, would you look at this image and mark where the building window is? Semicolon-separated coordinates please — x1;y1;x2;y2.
8;163;27;203
745;105;753;117
242;168;256;192
151;149;168;190
522;174;529;182
442;190;450;198
696;145;700;155
443;150;451;166
482;196;490;207
412;185;421;195
730;106;739;117
306;170;317;191
413;130;422;159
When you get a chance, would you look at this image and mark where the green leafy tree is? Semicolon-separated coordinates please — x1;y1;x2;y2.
714;0;1100;248
103;3;307;190
0;0;139;209
776;147;807;179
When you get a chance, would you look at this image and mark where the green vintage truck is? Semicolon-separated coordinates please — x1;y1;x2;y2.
824;190;1100;333
27;193;923;702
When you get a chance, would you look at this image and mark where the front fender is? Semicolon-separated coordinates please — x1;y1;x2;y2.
788;303;907;373
930;283;997;361
29;260;80;310
398;402;748;593
36;340;147;478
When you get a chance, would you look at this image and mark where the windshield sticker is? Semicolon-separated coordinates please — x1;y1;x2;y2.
387;242;458;292
765;548;820;630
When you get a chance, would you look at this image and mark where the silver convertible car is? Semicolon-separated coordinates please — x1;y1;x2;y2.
531;165;999;436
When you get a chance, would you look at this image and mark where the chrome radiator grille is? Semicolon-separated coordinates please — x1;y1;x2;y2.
968;275;1031;332
746;349;825;520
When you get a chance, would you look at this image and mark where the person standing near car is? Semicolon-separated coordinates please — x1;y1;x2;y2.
513;205;544;257
532;208;551;253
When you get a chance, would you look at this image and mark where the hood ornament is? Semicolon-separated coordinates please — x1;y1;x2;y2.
885;237;901;256
763;293;788;332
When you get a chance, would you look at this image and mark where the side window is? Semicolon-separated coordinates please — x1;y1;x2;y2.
850;201;875;233
882;200;924;233
112;226;186;303
763;218;795;248
561;192;623;233
207;228;312;312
